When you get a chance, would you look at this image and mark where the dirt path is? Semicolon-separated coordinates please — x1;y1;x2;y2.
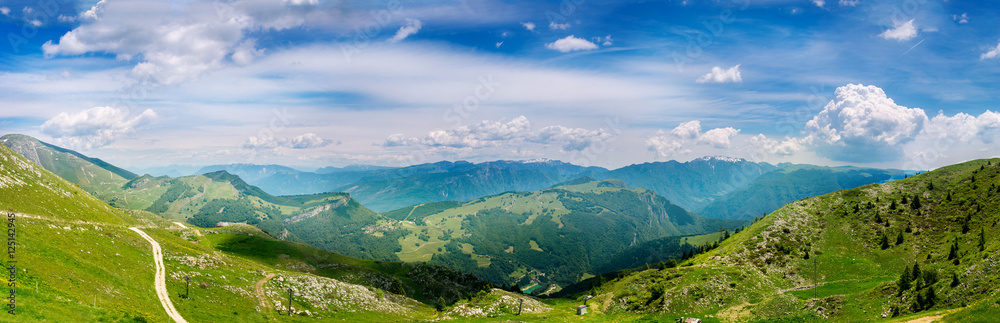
255;273;277;309
902;315;943;323
130;227;189;323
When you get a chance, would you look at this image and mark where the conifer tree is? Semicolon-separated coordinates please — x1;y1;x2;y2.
896;231;904;245
950;273;960;288
898;268;912;296
880;233;890;250
980;227;986;251
911;195;921;209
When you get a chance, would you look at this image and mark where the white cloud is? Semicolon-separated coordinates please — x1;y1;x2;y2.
804;84;927;162
696;64;742;84
670;120;701;139
0;7;9;16
749;134;808;157
880;19;918;42
42;0;314;85
284;0;318;5
244;132;332;150
646;120;742;158
981;41;1000;60
231;39;264;65
521;22;535;31
496;41;503;48
389;18;422;43
545;35;598;53
383;116;612;152
28;19;41;27
839;0;859;7
40;107;157;150
812;0;825;8
645;133;688;157
594;35;613;46
58;15;77;23
953;13;968;24
921;111;1000;144
698;127;740;148
81;0;106;21
549;22;570;30
290;133;332;149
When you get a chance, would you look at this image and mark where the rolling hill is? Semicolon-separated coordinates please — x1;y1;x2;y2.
0;135;498;322
380;178;744;292
571;158;1000;322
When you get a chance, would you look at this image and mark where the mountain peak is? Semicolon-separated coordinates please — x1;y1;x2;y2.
693;156;749;163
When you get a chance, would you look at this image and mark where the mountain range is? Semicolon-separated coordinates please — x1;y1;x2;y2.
2;132;995;321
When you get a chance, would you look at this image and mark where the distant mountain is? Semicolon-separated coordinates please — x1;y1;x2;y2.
380;178;743;291
338;159;609;212
130;164;203;177
594;156;777;213
697;164;903;220
194;163;389;196
315;164;396;174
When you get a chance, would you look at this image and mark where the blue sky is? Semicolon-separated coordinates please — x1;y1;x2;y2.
0;0;999;171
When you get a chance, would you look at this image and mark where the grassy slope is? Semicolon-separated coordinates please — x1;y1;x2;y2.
388;178;743;290
581;158;1000;322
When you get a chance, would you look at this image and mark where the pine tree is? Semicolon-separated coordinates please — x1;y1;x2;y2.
435;297;446;312
898;268;912;296
912;263;921;282
804;250;810;260
911;195;921;209
927;181;934;191
947;191;952;201
896;231;905;245
880;233;891;250
980;227;987;251
889;200;897;210
950;273;960;287
925;286;937;309
948;239;960;261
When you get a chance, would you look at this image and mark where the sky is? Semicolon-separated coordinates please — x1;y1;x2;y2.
1;0;999;172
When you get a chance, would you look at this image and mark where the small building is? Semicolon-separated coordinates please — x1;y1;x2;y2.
576;305;587;315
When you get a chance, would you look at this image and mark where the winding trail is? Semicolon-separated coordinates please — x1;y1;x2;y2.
130;227;189;323
255;273;277;309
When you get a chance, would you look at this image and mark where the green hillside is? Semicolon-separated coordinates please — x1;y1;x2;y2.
0;139;493;321
575;158;1000;322
383;178;744;292
0;134;137;195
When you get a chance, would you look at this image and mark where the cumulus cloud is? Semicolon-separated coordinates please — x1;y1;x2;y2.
0;7;9;16
389;18;422;43
804;84;927;162
812;0;825;8
549;22;570;30
243;133;332;150
593;35;613;46
383;116;612;152
749;134;808;157
696;64;742;84
953;13;968;24
698;127;740;148
645;133;688;158
921;111;1000;144
839;0;859;7
670;120;701;139
40;107;157;150
545;35;598;53
521;22;535;31
981;41;1000;60
645;120;742;158
880;19;918;41
41;0;313;85
231;39;264;65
